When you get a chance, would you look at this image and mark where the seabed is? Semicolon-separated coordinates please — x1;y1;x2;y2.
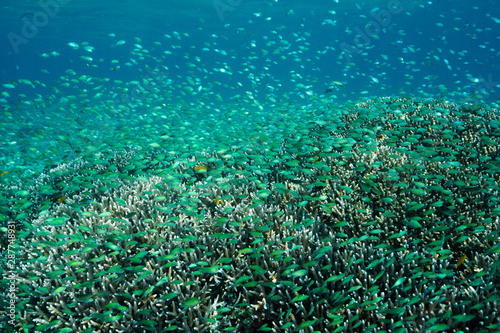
1;96;500;332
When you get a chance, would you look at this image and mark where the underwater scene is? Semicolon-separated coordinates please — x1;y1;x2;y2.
1;0;500;332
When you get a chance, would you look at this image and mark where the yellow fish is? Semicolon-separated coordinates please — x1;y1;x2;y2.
455;254;466;269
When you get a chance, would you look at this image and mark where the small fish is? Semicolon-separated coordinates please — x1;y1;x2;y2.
455;254;466;269
67;42;79;50
194;165;207;172
57;196;67;203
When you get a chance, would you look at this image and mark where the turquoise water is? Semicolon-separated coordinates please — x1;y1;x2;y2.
1;1;500;332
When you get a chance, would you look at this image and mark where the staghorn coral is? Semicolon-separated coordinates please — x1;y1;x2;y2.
1;97;500;332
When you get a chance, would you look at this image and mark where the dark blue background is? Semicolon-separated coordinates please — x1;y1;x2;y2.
0;0;499;105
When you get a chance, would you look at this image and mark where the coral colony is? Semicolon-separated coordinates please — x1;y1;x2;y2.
2;97;499;332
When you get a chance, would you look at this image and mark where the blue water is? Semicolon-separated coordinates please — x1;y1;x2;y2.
1;0;499;105
2;1;500;332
